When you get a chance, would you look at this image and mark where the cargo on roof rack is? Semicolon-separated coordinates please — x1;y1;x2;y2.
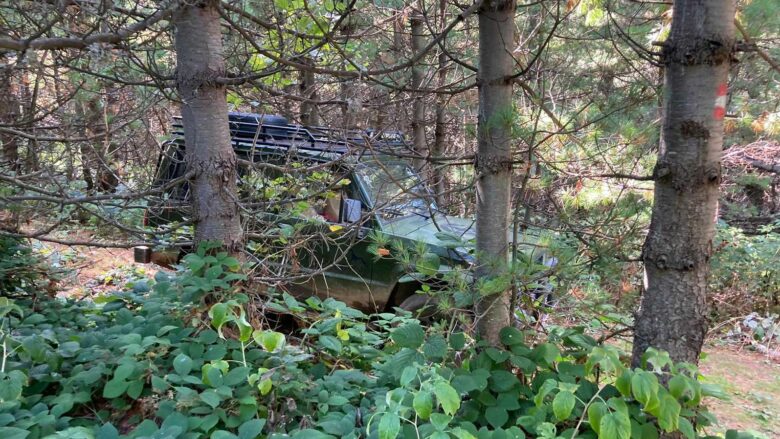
170;112;408;154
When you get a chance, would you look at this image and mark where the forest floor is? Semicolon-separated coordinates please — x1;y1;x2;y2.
41;243;780;438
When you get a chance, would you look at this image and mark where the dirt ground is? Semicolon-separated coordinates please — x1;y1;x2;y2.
40;242;780;438
700;345;780;438
40;240;164;298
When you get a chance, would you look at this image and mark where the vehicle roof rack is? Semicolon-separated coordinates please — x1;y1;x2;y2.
170;112;408;155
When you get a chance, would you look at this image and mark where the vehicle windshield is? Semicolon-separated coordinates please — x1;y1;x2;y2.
354;161;433;220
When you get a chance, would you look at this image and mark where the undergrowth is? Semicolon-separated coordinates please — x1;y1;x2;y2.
0;241;752;439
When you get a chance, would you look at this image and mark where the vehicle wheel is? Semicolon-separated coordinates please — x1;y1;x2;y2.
399;294;439;320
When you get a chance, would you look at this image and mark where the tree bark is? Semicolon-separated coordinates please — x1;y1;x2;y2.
432;0;449;206
475;0;516;345
632;0;736;366
0;61;20;172
299;57;320;126
410;10;426;171
174;0;243;254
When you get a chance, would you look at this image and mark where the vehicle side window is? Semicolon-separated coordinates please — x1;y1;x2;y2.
239;153;352;223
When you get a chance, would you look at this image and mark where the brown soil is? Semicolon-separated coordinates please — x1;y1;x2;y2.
700;345;780;438
38;235;164;298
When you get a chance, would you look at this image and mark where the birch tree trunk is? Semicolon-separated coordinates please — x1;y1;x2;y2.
632;0;736;366
174;0;243;254
475;0;516;345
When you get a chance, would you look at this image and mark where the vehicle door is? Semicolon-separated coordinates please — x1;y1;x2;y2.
240;152;382;311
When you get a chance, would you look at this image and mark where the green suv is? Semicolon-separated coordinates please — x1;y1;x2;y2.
138;112;555;313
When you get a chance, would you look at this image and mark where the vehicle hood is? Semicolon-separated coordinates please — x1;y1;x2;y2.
383;213;476;250
382;212;546;259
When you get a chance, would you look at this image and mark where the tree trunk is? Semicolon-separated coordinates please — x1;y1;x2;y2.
475;0;516;345
632;0;736;366
432;0;449;207
410;10;426;171
174;0;243;254
0;62;20;172
299;57;320;126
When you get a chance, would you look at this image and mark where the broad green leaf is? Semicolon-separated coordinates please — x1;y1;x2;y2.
413;391;433;420
434;381;461;416
485;406;508;428
209;303;231;337
657;395;681;432
587;401;608;435
599;412;631;439
238;419;266;439
252;330;286;352
102;379;128;399
678;418;695;439
499;326;524;346
552;391;576;421
200;389;222;409
631;371;659;409
96;423;119;439
615;369;631;397
534;379;558;407
391;322;425;349
0;427;29;439
400;366;417;387
173;354;193;376
378;412;400;439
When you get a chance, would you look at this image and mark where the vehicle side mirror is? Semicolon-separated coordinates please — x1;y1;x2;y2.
340;198;362;223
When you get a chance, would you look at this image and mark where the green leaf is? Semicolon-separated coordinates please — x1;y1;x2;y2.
434;381;460;416
615;369;631;397
173;354;194;376
258;378;273;395
209;303;231;338
211;431;239;439
126;379;144;399
668;375;687;399
238;419;266;439
657;395;681;432
429;413;451;430
599;412;631;439
391;322;425;349
485;406;508;428
96;423;119;439
0;427;30;439
200;389;222;409
413;391;433;420
449;332;466;350
378;412;400;439
318;335;342;352
400;366;417;387
103;379;128;399
252;330;286;352
499;326;524;346
552;391;576;421
678;418;695;439
631;371;659;409
587;401;608;435
534;379;557;407
114;363;136;381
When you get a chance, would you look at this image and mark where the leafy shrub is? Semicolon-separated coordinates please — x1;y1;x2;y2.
0;237;48;296
0;243;736;439
710;224;780;318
